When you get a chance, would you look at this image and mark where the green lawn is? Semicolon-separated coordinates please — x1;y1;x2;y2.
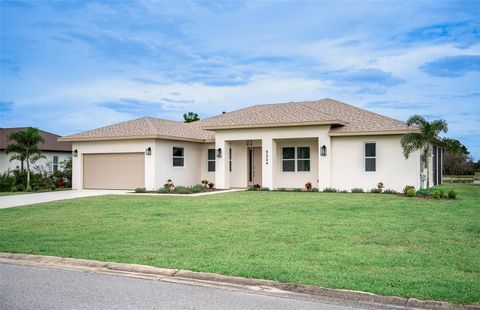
0;184;478;304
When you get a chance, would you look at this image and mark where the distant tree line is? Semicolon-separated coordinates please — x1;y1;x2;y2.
441;138;479;175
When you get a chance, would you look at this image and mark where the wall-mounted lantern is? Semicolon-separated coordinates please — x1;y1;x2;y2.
73;149;78;157
145;147;152;156
217;148;222;158
320;145;327;156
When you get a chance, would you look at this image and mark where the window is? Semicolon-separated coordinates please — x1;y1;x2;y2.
173;147;184;167
365;142;376;172
282;147;295;171
297;147;310;171
282;146;310;172
207;149;215;172
229;148;232;172
53;156;59;172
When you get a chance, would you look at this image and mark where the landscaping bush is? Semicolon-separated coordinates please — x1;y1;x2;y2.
339;190;349;193
201;179;209;187
50;184;57;191
448;190;457;199
247;187;257;191
276;188;287;192
164;179;174;190
292;188;303;192
208;182;215;189
432;188;444;199
416;188;430;196
175;186;189;194
157;187;170;194
260;187;270;191
370;188;381;193
403;185;416;197
323;187;337;192
135;187;146;193
351;188;364;193
192;184;204;193
10;185;18;192
0;172;15;192
305;182;312;191
383;189;397;195
310;187;319;192
377;182;384;192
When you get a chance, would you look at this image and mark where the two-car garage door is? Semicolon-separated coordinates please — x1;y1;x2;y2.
83;153;145;190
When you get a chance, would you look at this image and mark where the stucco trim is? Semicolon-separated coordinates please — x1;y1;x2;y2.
201;120;345;130
59;135;215;143
329;129;419;136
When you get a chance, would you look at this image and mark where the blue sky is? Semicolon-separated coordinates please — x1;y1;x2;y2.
1;1;479;158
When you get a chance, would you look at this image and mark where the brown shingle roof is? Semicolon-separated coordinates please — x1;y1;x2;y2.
59;117;215;142
197;98;414;135
60;98;416;142
0;128;72;151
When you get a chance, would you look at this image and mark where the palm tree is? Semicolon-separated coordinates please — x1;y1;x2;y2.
401;115;448;189
6;127;45;191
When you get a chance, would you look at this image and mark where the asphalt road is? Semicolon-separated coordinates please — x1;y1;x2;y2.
0;263;387;310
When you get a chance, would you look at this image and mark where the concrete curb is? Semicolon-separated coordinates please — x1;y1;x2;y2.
0;252;477;310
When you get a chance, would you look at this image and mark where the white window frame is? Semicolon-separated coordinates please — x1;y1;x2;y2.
173;147;185;167
207;149;215;172
282;146;310;172
364;142;376;172
53;156;59;172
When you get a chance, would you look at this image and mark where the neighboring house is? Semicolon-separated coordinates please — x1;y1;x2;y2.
0;128;72;174
60;98;443;191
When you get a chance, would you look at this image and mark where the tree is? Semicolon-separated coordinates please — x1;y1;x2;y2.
441;138;473;175
401;115;448;189
183;112;200;123
6;127;45;191
440;138;469;155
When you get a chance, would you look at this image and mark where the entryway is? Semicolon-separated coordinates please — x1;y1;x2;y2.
247;147;262;187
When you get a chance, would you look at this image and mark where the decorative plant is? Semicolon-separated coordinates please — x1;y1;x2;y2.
377;182;384;192
208;182;214;189
164;179;175;191
403;185;416;197
383;189;397;195
201;179;209;187
305;181;313;191
351;188;364;193
447;190;457;199
175;186;189;194
135;187;146;193
192;184;204;193
401;115;448;189
323;187;338;192
370;188;381;193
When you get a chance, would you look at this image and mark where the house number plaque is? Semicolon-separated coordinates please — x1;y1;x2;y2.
265;150;269;165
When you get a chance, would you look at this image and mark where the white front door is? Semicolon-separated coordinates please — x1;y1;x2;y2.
248;147;262;187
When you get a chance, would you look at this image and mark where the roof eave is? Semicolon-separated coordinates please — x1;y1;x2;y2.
201;120;346;130
329;128;420;136
58;135;211;143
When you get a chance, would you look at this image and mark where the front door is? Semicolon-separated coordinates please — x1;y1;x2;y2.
248;147;262;187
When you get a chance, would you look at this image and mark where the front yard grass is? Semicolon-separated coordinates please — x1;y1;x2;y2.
0;184;478;304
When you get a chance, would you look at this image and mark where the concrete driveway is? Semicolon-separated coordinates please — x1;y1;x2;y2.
0;190;128;209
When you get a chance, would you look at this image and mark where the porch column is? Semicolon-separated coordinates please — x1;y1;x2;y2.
215;139;230;189
318;134;332;189
262;138;276;189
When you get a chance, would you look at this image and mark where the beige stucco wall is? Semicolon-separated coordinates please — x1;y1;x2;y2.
331;135;421;192
0;150;71;174
72;139;156;190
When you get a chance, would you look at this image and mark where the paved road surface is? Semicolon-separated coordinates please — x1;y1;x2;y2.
0;263;389;310
0;190;128;209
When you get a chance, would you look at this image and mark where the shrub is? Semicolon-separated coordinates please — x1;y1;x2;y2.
403;185;415;195
253;184;261;189
247;187;257;191
135;187;146;193
323;187;337;192
260;187;270;191
157;187;170;194
0;172;15;192
11;185;18;192
383;189;397;195
351;188;364;193
432;188;444;199
305;182;312;191
416;188;430;196
192;184;204;193
370;188;381;193
448;190;457;199
377;182;384;192
292;188;303;192
276;188;287;192
201;179;209;187
310;187;319;192
208;182;215;189
164;179;174;190
339;190;349;193
175;186;189;194
50;184;57;191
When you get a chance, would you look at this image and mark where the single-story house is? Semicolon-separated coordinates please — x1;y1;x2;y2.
0;127;72;174
59;98;443;192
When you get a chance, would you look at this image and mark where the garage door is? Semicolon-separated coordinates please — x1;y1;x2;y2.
83;153;145;190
